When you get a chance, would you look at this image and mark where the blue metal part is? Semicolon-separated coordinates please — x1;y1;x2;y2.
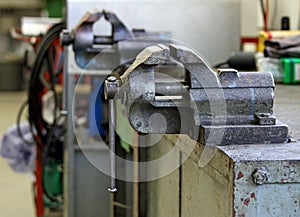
89;78;106;137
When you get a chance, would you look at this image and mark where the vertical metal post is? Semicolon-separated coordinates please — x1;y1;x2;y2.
105;75;119;193
63;47;75;217
133;132;139;217
108;98;117;193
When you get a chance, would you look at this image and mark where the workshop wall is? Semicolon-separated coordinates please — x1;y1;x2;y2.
240;0;300;36
0;0;42;90
68;0;240;65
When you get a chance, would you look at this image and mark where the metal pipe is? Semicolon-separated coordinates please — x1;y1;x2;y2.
94;36;113;45
155;82;186;96
108;99;117;193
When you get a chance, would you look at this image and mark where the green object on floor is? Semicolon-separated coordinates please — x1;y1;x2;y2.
281;58;300;84
43;159;63;208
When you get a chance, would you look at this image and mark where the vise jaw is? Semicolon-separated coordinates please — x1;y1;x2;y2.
105;44;289;145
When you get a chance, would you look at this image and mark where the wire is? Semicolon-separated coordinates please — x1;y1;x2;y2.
259;0;265;22
28;22;65;145
265;0;269;31
16;100;35;145
26;22;65;204
259;0;269;32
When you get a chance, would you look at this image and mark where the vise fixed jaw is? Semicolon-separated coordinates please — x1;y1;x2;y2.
61;9;133;49
105;44;289;145
61;9;134;69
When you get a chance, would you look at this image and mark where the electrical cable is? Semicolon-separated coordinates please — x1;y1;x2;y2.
28;22;65;145
259;0;265;21
16;100;35;145
259;0;268;31
265;0;269;31
27;22;65;204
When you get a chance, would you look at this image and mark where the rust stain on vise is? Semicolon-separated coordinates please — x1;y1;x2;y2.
251;192;256;200
244;197;250;206
237;171;244;180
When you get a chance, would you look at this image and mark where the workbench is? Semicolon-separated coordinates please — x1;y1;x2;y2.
146;84;300;217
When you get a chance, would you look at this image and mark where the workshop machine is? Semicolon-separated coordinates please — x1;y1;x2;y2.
64;12;299;216
106;43;288;143
103;43;300;217
61;1;300;217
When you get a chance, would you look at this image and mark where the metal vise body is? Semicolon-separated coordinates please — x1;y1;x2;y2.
107;44;289;145
62;10;172;69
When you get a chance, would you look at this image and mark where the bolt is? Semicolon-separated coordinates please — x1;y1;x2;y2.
105;76;119;100
107;76;117;82
136;122;142;128
60;110;68;116
252;167;269;185
146;91;153;96
60;29;74;46
108;188;117;193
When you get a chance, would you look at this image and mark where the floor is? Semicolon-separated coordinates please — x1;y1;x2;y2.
0;91;35;217
0;85;299;217
274;85;300;141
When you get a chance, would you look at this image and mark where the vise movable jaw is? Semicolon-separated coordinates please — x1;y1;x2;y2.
105;44;289;145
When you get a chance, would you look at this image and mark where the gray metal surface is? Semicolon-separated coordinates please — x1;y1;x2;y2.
63;27;112;217
63;49;75;217
74;148;110;217
200;122;289;145
108;98;117;193
63;58;112;217
227;142;300;217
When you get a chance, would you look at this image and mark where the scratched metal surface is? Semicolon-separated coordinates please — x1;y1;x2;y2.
216;84;300;217
217;143;300;216
218;84;300;216
156;85;300;217
218;142;300;162
233;159;300;217
217;84;300;161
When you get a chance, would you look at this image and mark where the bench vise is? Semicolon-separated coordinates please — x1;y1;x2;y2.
61;10;171;69
105;44;289;146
